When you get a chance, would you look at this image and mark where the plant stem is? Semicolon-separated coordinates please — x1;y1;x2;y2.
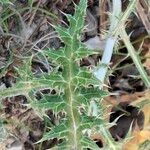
94;0;121;88
64;59;81;149
94;0;137;87
120;28;150;88
94;37;117;85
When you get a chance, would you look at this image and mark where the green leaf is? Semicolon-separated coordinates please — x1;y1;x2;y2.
66;14;77;35
53;0;87;44
81;137;100;150
0;74;66;100
62;0;87;37
74;46;98;60
76;94;88;106
73;0;87;34
80;115;104;130
0;81;42;100
38;73;66;87
15;57;33;81
30;95;66;113
76;87;108;105
54;26;73;45
0;0;114;149
38;123;68;142
73;70;100;86
43;48;70;66
80;87;108;99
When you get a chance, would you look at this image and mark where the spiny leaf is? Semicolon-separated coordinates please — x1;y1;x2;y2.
80;87;108;99
76;94;89;106
0;74;66;100
74;46;98;60
66;14;77;34
79;115;104;130
30;95;66;113
15;57;33;81
73;70;100;86
54;26;73;45
38;123;68;142
38;73;66;87
62;0;87;37
0;81;45;100
0;0;113;149
43;48;68;65
54;0;87;44
76;87;108;105
81;137;100;150
72;0;87;34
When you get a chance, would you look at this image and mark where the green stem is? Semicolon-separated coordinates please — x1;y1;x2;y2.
120;28;150;88
64;61;81;149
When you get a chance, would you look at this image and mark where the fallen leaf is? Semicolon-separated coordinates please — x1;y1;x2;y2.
123;90;150;150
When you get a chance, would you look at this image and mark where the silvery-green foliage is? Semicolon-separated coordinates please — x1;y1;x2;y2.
0;0;111;149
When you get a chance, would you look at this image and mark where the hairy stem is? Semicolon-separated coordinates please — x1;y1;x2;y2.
64;60;81;149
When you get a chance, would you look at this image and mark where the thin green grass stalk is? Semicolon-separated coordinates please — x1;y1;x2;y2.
120;28;150;88
0;6;57;23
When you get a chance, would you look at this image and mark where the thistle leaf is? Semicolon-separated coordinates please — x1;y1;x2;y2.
0;74;65;100
81;137;100;150
38;123;68;142
0;0;115;149
75;46;98;60
74;70;100;86
72;0;87;34
38;73;66;87
43;48;67;65
30;95;66;113
80;87;108;99
54;26;73;45
15;57;33;81
76;87;108;105
80;115;104;130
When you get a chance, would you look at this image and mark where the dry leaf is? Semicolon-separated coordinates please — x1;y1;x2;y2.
143;39;150;70
143;51;150;70
123;90;150;150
